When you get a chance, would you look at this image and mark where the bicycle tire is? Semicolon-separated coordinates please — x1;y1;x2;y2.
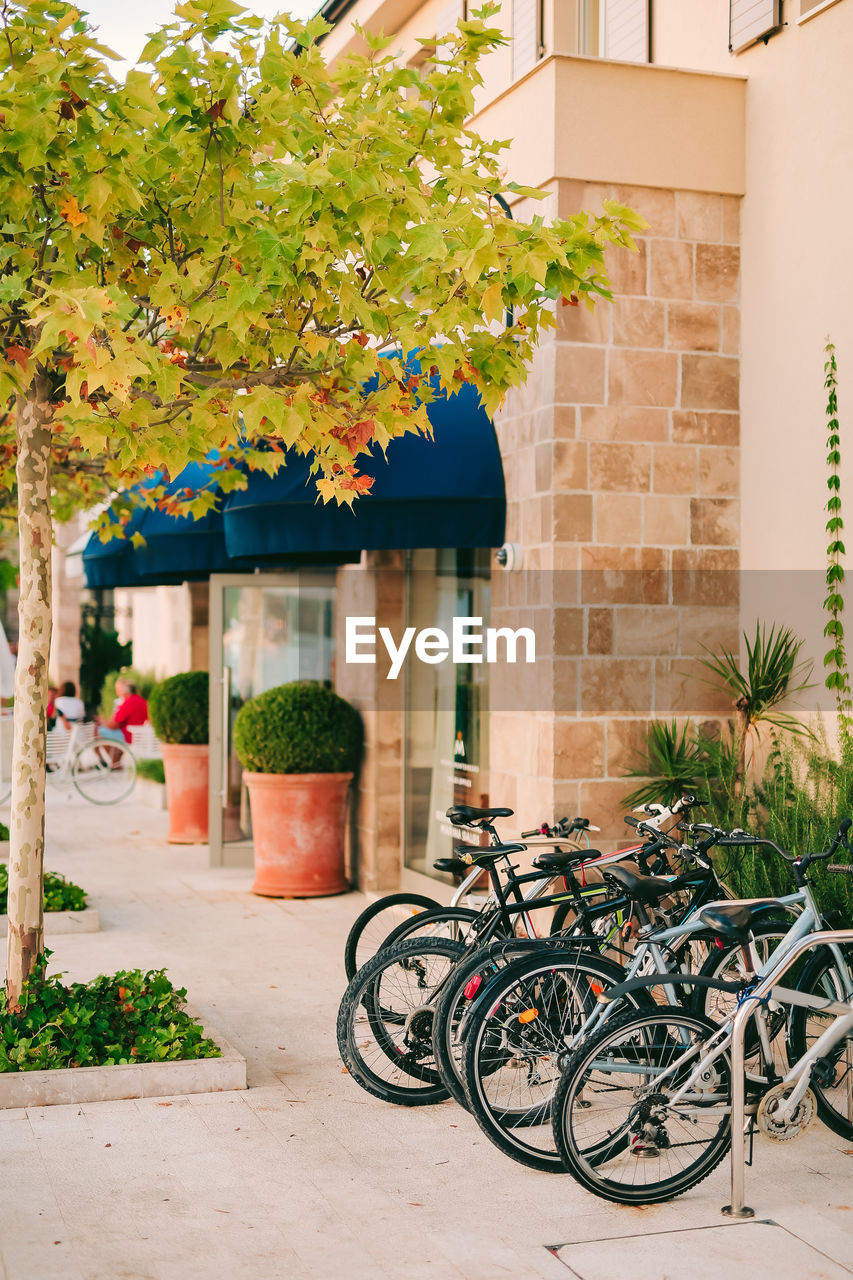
344;892;441;980
71;739;137;805
382;905;481;951
787;945;853;1140
461;948;639;1173
431;941;521;1109
552;1006;732;1204
337;936;466;1106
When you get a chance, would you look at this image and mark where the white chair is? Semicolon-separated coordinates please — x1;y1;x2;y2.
127;722;163;760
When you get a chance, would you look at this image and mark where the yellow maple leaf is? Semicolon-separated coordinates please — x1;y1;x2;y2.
60;196;87;228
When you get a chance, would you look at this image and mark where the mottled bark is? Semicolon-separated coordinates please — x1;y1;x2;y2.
5;376;52;1008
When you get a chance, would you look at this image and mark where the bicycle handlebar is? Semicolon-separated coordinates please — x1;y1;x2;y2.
713;816;852;865
521;815;599;839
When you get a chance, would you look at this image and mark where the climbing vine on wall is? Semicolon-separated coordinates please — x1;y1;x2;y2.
823;340;852;737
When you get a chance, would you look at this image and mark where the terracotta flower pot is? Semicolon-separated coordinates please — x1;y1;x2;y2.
160;743;210;844
244;771;352;898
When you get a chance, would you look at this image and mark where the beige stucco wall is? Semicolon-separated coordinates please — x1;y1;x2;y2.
642;0;853;712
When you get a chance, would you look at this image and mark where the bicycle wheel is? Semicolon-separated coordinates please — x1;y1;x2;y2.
787;945;853;1139
344;893;440;980
692;920;791;1072
337;936;466;1106
72;739;137;804
382;906;481;951
461;949;633;1172
552;1007;731;1204
431;941;521;1109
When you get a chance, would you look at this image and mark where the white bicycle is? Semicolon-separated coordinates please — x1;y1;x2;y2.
0;719;137;806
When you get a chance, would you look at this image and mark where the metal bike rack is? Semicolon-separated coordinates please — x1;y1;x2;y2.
723;928;853;1219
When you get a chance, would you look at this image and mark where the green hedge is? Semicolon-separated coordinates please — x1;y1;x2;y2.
0;954;219;1072
149;671;209;745
233;681;362;775
0;867;87;913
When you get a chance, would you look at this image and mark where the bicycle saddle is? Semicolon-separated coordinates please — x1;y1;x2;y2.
454;841;525;866
534;848;603;872
699;900;784;940
446;805;514;826
432;857;470;876
603;863;678;904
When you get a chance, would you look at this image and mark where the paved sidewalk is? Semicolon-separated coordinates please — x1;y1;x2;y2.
0;794;852;1280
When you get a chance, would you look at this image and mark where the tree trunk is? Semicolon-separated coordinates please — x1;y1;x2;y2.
5;377;53;1008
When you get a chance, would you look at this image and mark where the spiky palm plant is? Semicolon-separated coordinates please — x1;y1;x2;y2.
697;622;815;782
622;720;704;809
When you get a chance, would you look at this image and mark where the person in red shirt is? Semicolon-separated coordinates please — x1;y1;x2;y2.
97;678;148;743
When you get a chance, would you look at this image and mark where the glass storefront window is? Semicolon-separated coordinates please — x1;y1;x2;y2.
403;548;491;879
219;578;336;846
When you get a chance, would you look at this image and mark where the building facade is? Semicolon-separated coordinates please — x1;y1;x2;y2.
87;0;853;897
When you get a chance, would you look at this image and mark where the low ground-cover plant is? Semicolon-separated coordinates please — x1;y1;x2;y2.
0;954;220;1072
136;758;166;785
0;867;86;913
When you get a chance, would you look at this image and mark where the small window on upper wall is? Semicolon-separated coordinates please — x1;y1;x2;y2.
435;0;465;43
579;0;650;63
800;0;843;15
512;0;543;79
729;0;783;51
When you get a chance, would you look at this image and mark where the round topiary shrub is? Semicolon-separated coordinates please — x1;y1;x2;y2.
149;671;209;745
233;681;362;775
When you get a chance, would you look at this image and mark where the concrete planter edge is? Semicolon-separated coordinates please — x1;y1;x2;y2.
0;907;100;935
0;1014;247;1109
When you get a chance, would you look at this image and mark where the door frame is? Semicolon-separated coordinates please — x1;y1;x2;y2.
208;571;336;868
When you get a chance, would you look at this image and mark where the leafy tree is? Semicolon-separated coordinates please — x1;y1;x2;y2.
0;0;641;1004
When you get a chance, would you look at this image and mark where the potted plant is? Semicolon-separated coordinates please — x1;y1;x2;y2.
233;681;362;897
149;671;210;844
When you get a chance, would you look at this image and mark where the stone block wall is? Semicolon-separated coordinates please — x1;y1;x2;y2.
335;553;406;892
491;180;741;843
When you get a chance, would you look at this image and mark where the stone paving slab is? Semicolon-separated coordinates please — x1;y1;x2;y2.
0;793;851;1279
550;1220;853;1279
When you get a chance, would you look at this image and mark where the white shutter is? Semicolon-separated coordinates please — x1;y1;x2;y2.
729;0;782;52
435;0;463;40
603;0;649;63
512;0;539;79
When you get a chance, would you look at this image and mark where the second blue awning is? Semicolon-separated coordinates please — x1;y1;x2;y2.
223;381;505;561
83;380;505;589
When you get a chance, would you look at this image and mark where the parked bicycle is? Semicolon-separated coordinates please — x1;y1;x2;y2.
550;821;853;1204
343;811;599;980
0;720;138;806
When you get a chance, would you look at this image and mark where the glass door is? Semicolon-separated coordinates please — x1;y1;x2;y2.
208;572;336;867
402;549;491;881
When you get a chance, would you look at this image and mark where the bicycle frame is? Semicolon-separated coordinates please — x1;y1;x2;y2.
586;928;853;1217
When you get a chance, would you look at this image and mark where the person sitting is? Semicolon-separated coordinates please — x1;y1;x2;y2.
96;678;148;744
46;685;59;732
54;681;85;726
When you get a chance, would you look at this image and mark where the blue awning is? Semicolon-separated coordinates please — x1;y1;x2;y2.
223;382;505;560
82;465;239;590
82;504;147;590
82;380;505;589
